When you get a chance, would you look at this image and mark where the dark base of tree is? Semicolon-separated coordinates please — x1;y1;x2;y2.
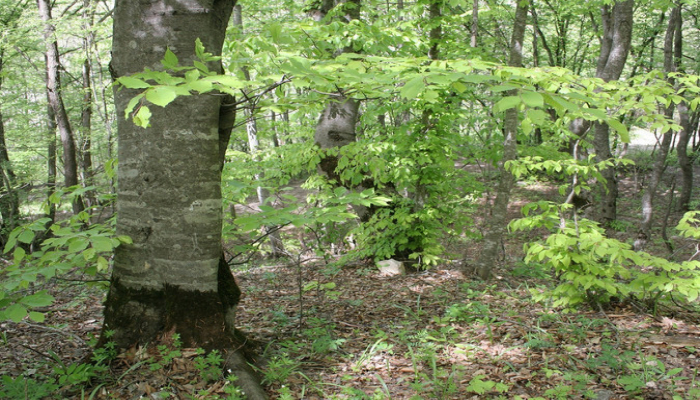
99;261;267;399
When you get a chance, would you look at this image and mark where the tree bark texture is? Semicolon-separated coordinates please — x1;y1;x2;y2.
37;0;84;214
104;0;237;346
472;0;528;280
592;0;634;226
102;5;266;397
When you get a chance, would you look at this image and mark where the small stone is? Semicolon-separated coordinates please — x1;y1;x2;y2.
377;259;405;276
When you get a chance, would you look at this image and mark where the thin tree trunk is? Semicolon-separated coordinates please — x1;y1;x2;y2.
0;53;21;243
471;0;529;280
79;0;96;209
46;104;57;225
37;0;84;215
592;0;634;226
676;100;692;212
639;6;678;244
470;0;478;48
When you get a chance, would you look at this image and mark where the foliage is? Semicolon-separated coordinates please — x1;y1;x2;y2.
511;204;700;309
0;191;129;323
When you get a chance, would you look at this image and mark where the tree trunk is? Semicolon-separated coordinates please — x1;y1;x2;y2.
46;104;57;225
0;53;21;244
470;0;478;48
592;0;634;226
79;0;97;209
101;1;265;398
471;0;529;280
312;0;367;217
639;6;679;244
676;100;692;212
37;0;84;215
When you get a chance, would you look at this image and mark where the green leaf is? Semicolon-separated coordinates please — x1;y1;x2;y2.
186;80;214;93
161;48;179;69
68;239;90;254
91;236;114;253
5;303;27;322
13;247;25;265
28;312;45;323
20;292;54;307
118;76;151;89
146;86;180;107
494;96;520;113
18;229;35;244
133;106;152;128
607;119;629;142
521;90;544;108
400;76;425;99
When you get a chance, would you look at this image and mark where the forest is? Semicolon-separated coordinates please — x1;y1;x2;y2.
1;0;700;398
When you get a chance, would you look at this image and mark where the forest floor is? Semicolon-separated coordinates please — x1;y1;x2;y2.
1;165;700;399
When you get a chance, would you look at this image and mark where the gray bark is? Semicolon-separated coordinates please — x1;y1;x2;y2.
471;0;529;280
79;0;96;209
639;6;679;243
470;0;478;48
592;0;634;226
37;0;84;214
676;100;692;212
101;1;265;398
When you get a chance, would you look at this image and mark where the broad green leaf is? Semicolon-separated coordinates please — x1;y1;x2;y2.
91;236;114;253
5;303;27;322
521;90;544;108
118;76;151;89
124;93;144;119
13;247;25;265
527;109;548;125
20;292;54;307
186;80;213;93
400;76;425;99
133;106;152;128
18;229;35;244
161;48;179;69
69;238;89;253
607;119;629;142
146;86;179;107
28;311;45;323
494;96;520;113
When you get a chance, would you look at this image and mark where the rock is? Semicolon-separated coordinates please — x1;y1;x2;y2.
377;259;406;276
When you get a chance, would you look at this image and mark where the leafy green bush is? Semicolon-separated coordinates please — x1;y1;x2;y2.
0;209;130;323
511;204;700;309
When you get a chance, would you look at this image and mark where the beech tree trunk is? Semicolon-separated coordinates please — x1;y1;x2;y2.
592;0;634;226
101;1;265;398
37;0;84;215
471;0;529;280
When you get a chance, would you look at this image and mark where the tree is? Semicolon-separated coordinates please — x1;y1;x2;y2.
100;1;265;397
638;5;679;246
591;0;634;226
37;0;84;214
471;0;529;280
